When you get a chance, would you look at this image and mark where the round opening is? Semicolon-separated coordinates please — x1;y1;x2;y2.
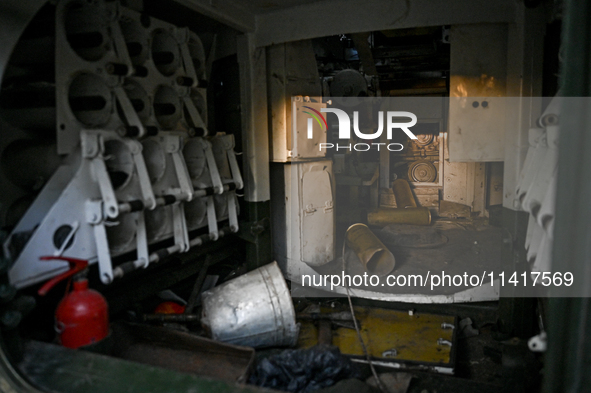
64;1;109;61
68;73;112;127
141;139;166;183
106;213;136;253
184;197;207;229
103;139;134;190
183;138;207;180
118;80;150;123
53;225;75;251
153;85;181;129
365;249;395;276
151;30;180;76
119;17;149;66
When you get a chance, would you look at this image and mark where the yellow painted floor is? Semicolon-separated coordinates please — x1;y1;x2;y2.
297;307;455;365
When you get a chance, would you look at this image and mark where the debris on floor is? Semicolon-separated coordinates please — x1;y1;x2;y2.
248;344;359;392
16;262;540;393
458;317;480;338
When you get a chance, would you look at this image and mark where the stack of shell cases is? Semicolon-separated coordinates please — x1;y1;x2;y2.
5;0;243;289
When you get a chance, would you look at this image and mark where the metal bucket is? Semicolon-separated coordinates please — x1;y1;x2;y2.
346;223;395;276
201;262;299;348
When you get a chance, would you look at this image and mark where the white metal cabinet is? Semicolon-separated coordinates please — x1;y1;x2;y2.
271;160;335;269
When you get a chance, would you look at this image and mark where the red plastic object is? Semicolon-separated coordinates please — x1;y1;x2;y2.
154;301;186;314
38;256;109;349
55;279;109;348
37;256;88;296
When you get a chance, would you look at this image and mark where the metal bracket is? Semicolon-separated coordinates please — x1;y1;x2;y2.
206;196;219;240
202;139;224;194
81;131;101;159
304;204;317;215
382;349;398;358
172;202;189;252
85;200;114;284
437;338;452;347
528;331;547;352
83;133;119;219
114;85;146;138
164;135;194;201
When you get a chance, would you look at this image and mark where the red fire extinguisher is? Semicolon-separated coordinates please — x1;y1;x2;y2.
38;256;109;349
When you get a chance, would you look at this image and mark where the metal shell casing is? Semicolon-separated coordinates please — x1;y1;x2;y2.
346;223;395;276
367;207;432;227
391;179;417;208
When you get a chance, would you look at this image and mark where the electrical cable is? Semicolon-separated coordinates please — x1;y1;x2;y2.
342;226;387;393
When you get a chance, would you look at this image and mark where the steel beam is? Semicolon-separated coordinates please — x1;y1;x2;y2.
175;0;255;33
255;0;516;47
237;33;270;202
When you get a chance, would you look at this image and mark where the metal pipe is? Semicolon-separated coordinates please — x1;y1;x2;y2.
367;207;431;227
142;314;199;322
345;223;395;276
391;179;417;208
117;184;237;214
112;226;231;280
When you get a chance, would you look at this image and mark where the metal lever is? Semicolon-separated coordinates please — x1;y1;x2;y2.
114;86;146;138
206;196;219;240
182;96;209;136
136;211;149;268
126;140;156;209
177;28;198;82
227;192;239;233
38;256;88;296
219;135;243;190
86;200;114;284
165;135;194;201
172;203;190;252
202;140;224;194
